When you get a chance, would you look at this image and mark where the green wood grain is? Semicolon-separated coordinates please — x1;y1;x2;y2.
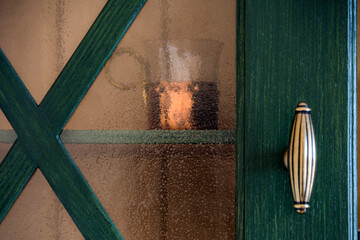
0;141;36;221
0;0;147;238
244;0;356;239
40;0;146;133
235;0;245;239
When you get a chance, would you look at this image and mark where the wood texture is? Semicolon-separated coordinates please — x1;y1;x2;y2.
243;0;357;239
0;0;147;239
235;0;245;239
0;141;36;221
0;48;123;239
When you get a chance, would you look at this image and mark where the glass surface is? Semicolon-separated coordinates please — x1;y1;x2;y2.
0;169;83;239
0;0;235;130
0;144;235;240
0;111;12;130
0;0;106;106
0;143;13;164
63;0;236;130
0;110;15;164
67;144;235;240
0;0;236;239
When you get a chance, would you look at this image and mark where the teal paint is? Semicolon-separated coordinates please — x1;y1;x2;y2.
242;0;357;239
235;0;245;239
0;40;123;240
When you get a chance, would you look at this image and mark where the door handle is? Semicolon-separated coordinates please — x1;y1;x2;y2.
283;102;316;214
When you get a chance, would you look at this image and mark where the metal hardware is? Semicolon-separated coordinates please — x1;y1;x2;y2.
284;102;316;214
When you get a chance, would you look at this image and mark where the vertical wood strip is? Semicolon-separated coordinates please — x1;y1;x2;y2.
244;0;355;238
235;0;245;239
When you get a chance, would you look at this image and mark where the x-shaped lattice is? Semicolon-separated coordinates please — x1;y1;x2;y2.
0;0;146;239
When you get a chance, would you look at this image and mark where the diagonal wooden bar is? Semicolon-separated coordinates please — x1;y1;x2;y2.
0;51;124;239
0;0;147;239
0;53;125;239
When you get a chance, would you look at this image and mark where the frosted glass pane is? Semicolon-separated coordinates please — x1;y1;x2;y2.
65;0;236;130
0;144;235;240
67;144;235;240
0;0;106;104
0;1;236;240
0;143;13;165
0;169;83;240
0;110;15;163
0;111;12;130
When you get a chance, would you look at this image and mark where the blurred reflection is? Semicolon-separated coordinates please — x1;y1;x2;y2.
146;40;223;130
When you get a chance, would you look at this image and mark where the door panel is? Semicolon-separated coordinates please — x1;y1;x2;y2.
0;0;237;239
240;0;357;239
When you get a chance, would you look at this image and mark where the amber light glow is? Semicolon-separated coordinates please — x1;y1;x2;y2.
157;81;198;130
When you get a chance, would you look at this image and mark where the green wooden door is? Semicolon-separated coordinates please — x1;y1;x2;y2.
236;0;357;239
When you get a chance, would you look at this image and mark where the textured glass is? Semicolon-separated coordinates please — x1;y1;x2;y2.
0;0;106;105
0;144;235;240
0;169;83;239
64;0;236;130
66;144;235;240
0;0;235;130
0;143;12;164
0;0;236;239
0;111;15;164
0;111;12;130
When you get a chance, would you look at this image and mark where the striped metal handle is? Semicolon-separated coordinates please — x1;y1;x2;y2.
283;102;316;214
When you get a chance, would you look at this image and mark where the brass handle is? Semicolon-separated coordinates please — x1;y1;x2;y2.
283;102;316;214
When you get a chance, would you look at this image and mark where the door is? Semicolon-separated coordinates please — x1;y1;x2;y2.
236;0;357;239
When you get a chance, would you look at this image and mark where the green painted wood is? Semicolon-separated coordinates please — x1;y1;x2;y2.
0;141;36;221
0;129;235;144
0;0;147;238
0;50;124;239
243;0;356;239
40;0;146;133
235;0;245;239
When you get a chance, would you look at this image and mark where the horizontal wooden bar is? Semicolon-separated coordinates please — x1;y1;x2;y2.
0;130;235;144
